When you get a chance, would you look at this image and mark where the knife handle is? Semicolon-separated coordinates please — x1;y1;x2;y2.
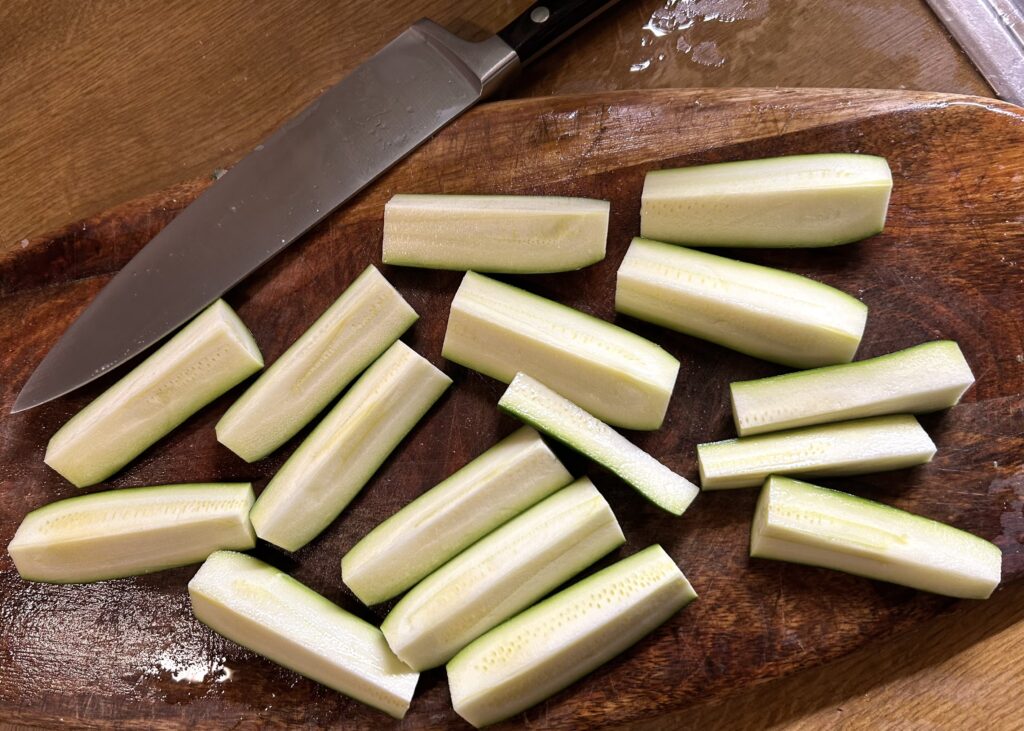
498;0;622;66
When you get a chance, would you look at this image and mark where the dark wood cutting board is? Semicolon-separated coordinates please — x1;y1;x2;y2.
1;89;1023;730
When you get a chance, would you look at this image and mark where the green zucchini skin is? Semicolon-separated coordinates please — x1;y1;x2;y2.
380;478;625;671
8;483;255;583
342;426;573;606
697;414;937;490
616;238;867;368
249;341;451;552
498;373;699;515
382;194;609;273
189;551;419;719
447;545;696;728
750;476;1002;599
443;271;679;430
640;153;893;247
216;265;418;462
730;340;975;436
44;300;264;487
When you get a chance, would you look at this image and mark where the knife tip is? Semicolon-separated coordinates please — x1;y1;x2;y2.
11;388;40;414
10;371;59;414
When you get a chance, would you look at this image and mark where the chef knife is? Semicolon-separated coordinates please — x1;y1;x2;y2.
13;0;620;413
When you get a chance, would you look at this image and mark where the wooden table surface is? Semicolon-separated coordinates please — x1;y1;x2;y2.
0;1;1018;729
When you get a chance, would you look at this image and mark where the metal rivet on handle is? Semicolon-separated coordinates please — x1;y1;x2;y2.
530;6;551;23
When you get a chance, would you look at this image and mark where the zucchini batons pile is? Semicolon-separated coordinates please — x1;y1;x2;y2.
9;153;1003;727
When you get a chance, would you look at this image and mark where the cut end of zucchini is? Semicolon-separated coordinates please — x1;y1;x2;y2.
189;551;419;718
249;340;451;552
8;483;256;583
216;265;418;463
207;298;265;368
380;477;625;671
730;340;975;436
616;238;867;368
342;425;573;606
442;271;679;430
640;153;892;248
697;414;936;490
499;373;699;515
751;476;1001;599
382;194;609;273
45;299;264;488
447;544;696;727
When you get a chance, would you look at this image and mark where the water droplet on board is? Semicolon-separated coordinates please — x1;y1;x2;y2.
691;40;726;67
632;0;768;72
145;651;233;684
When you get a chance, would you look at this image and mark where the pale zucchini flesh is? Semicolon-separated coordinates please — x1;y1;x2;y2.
381;478;624;671
697;414;937;490
498;373;699;515
8;483;256;583
45;300;263;487
616;238;867;368
640;153;893;247
382;194;609;273
188;551;418;718
731;340;975;436
249;341;451;552
733;337;970;436
447;544;696;728
751;476;1002;599
342;426;573;606
216;265;418;462
442;271;679;430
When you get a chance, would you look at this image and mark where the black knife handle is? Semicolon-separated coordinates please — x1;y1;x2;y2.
498;0;622;66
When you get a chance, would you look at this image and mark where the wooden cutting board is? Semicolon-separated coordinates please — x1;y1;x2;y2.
1;88;1022;730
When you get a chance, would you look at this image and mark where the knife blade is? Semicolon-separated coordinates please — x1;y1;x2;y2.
13;0;621;413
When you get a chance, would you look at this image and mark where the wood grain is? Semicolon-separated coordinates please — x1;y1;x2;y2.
1;88;1022;729
637;578;1024;730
